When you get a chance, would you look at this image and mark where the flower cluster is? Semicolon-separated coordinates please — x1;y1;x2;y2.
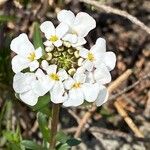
11;10;116;107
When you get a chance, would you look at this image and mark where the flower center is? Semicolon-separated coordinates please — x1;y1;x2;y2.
87;52;94;61
27;52;36;61
72;82;81;89
49;73;59;81
50;35;59;42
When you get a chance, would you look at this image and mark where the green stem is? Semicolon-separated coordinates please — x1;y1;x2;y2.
49;103;60;150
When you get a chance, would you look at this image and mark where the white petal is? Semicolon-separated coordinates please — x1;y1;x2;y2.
91;38;106;53
40;21;55;39
35;47;43;59
12;55;30;73
57;10;75;25
63;88;84;107
76;66;86;74
73;12;96;37
79;48;89;58
53;40;62;47
63;34;78;44
51;81;67;103
44;40;53;47
56;23;69;38
94;65;111;84
72;37;86;47
45;45;54;52
29;60;39;72
64;77;75;90
32;79;52;96
35;69;55;93
13;72;36;93
10;33;34;57
82;83;100;102
57;69;68;81
85;71;94;83
19;90;39;106
46;65;57;74
104;52;116;71
95;85;109;107
41;60;49;70
73;72;86;83
83;60;94;71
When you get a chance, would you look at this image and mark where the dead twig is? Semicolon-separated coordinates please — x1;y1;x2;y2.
114;99;144;138
90;127;150;142
109;73;150;101
74;69;133;138
79;0;150;34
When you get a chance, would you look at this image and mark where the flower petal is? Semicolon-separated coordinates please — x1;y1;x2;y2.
72;37;86;47
46;65;57;74
41;60;49;70
10;33;34;56
82;83;100;102
83;60;94;71
44;40;53;47
79;48;89;58
19;90;39;106
94;65;111;84
29;60;39;72
53;40;62;47
73;72;86;83
104;52;116;71
13;72;36;93
57;10;75;25
95;85;109;106
12;55;30;73
73;12;96;37
56;23;69;38
63;34;78;44
91;38;106;53
40;21;55;39
35;47;43;59
51;81;67;103
63;88;84;107
35;69;54;94
57;69;68;81
64;77;75;90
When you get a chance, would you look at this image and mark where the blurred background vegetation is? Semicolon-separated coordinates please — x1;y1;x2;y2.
0;0;150;149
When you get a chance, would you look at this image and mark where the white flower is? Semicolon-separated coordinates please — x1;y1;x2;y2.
40;21;69;48
13;72;40;106
63;72;100;107
79;38;116;71
57;10;96;46
42;65;69;103
10;33;43;73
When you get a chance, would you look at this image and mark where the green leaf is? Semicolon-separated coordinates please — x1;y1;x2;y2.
31;95;51;111
57;143;70;150
33;22;44;50
3;131;20;143
66;138;81;146
37;112;51;142
0;15;15;22
56;131;69;144
21;140;44;150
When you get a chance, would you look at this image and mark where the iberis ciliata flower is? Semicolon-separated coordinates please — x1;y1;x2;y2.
11;10;116;107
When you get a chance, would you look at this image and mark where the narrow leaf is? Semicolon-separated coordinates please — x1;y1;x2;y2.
37;112;51;142
33;22;44;50
31;95;51;111
21;140;43;150
66;138;81;146
0;15;15;22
